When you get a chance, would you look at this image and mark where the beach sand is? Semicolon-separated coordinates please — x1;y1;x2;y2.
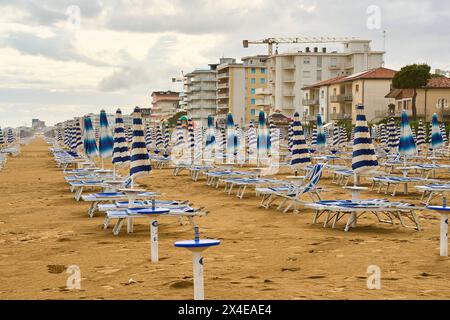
0;138;449;300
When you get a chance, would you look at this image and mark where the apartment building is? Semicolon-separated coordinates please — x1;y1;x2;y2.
150;91;180;124
184;65;218;127
268;40;385;119
242;55;269;123
385;77;450;121
302;67;396;123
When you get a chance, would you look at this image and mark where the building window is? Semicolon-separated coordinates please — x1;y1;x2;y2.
321;90;324;99
251;109;256;115
251;88;255;94
251;99;255;105
251;78;256;84
251;67;256;74
260;68;265;74
260;78;266;84
303;71;310;78
317;56;322;68
303;57;311;64
317;70;322;81
355;84;360;92
330;58;337;67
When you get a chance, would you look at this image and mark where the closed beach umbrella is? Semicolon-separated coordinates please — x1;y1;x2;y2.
127;127;133;144
73;120;83;149
332;124;340;148
83;116;99;159
155;124;163;154
175;120;184;147
63;124;71;148
398;111;417;157
0;128;4;145
247;120;257;162
269;117;279;156
226;113;237;161
130;107;151;183
287;122;293;153
257;110;270;163
290;112;311;169
380;124;387;145
311;125;317;146
387;118;397;151
431;113;443;151
339;126;347;145
145;124;153;151
7;128;15;144
440;123;448;144
416;120;425;147
69;122;79;152
99;110;114;164
188;118;195;161
428;122;433;143
352;104;378;174
315;114;326;149
164;122;170;154
112;109;130;172
205;115;216;159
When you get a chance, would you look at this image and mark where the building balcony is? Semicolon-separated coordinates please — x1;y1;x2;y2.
255;99;269;106
330;113;352;120
217;72;229;79
328;63;341;70
217;94;229;100
282;64;296;70
375;109;425;118
255;87;270;95
217;103;229;109
191;94;217;100
282;77;295;83
302;98;319;106
330;94;353;103
217;83;229;89
283;91;295;97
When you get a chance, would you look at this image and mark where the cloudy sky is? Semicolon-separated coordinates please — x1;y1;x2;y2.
0;0;449;127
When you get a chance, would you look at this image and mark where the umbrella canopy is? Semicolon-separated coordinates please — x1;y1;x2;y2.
269;117;279;154
0;128;4;145
83;116;99;159
332;124;340;148
205;115;216;158
99;110;114;159
175;120;184;147
387;118;397;151
380;124;387;145
63;124;71;147
226;113;237;160
416;120;425;147
431;113;443;150
440;123;448;143
247;120;257;161
154;124;163;154
290;112;311;168
287;122;293;153
73;120;83;150
112;108;130;166
310;125;317;146
398;111;417;156
164;122;170;153
145;124;153;151
187;118;195;160
257;110;270;162
352;105;378;173
6;128;15;144
339;126;347;145
127;127;133;144
315;114;326;149
130;107;151;180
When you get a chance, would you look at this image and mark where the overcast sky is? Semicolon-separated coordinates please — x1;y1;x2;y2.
0;0;449;127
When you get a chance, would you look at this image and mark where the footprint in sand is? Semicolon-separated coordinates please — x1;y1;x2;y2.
281;267;301;272
47;264;66;274
169;280;193;289
307;275;326;279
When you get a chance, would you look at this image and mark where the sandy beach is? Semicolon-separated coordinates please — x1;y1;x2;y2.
0;138;449;300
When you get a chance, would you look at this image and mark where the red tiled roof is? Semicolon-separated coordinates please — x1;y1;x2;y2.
425;77;450;88
303;68;397;90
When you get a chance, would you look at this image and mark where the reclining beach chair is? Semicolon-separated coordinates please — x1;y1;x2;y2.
305;199;423;231
220;177;282;199
256;163;324;213
415;183;450;205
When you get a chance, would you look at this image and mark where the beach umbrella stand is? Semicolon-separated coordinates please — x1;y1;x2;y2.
174;226;220;300
427;196;449;257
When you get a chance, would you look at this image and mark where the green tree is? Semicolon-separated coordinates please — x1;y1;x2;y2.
392;64;431;121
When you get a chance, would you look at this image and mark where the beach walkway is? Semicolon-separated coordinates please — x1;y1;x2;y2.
0;138;449;299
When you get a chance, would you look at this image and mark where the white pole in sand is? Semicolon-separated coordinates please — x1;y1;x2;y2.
440;213;448;257
150;219;158;263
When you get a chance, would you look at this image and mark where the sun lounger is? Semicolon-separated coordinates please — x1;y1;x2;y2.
415;183;450;205
371;175;439;196
305;199;423;231
220;177;283;199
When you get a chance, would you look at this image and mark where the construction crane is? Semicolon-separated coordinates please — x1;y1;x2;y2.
243;37;360;55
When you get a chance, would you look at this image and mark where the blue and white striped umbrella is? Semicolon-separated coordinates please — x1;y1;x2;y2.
332;124;340;148
431;113;443;150
416;120;425;147
164;122;170;153
205;115;216;157
57;126;63;144
339;126;347;145
127;127;133;144
380;124;387;145
428;122;432;143
73;120;83;149
69;122;78;152
130;107;151;181
352;105;378;173
399;111;417;156
310;125;317;146
175;120;184;147
247;120;257;160
0;128;4;145
145;124;153;151
83;116;99;159
194;126;203;160
188;118;195;160
63;124;71;147
269;117;279;155
315;114;326;149
287;122;293;153
154;124;163;154
6;128;15;144
226;113;237;160
112;109;130;167
440;123;448;143
257;110;270;162
290;112;311;168
99;110;114;159
387;118;397;151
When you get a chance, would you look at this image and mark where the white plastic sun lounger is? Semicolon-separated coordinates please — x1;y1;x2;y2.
220;177;283;199
305;199;423;231
415;183;450;205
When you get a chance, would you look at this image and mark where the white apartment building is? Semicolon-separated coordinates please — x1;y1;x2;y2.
184;66;218;127
268;40;384;119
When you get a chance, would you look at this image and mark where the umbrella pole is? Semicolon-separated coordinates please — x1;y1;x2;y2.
101;158;104;170
113;164;116;180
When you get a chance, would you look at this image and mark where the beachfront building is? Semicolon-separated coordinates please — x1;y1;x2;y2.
184;65;218;127
385;77;450;121
268;40;385;119
149;91;180;124
302;67;397;123
242;55;269;124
